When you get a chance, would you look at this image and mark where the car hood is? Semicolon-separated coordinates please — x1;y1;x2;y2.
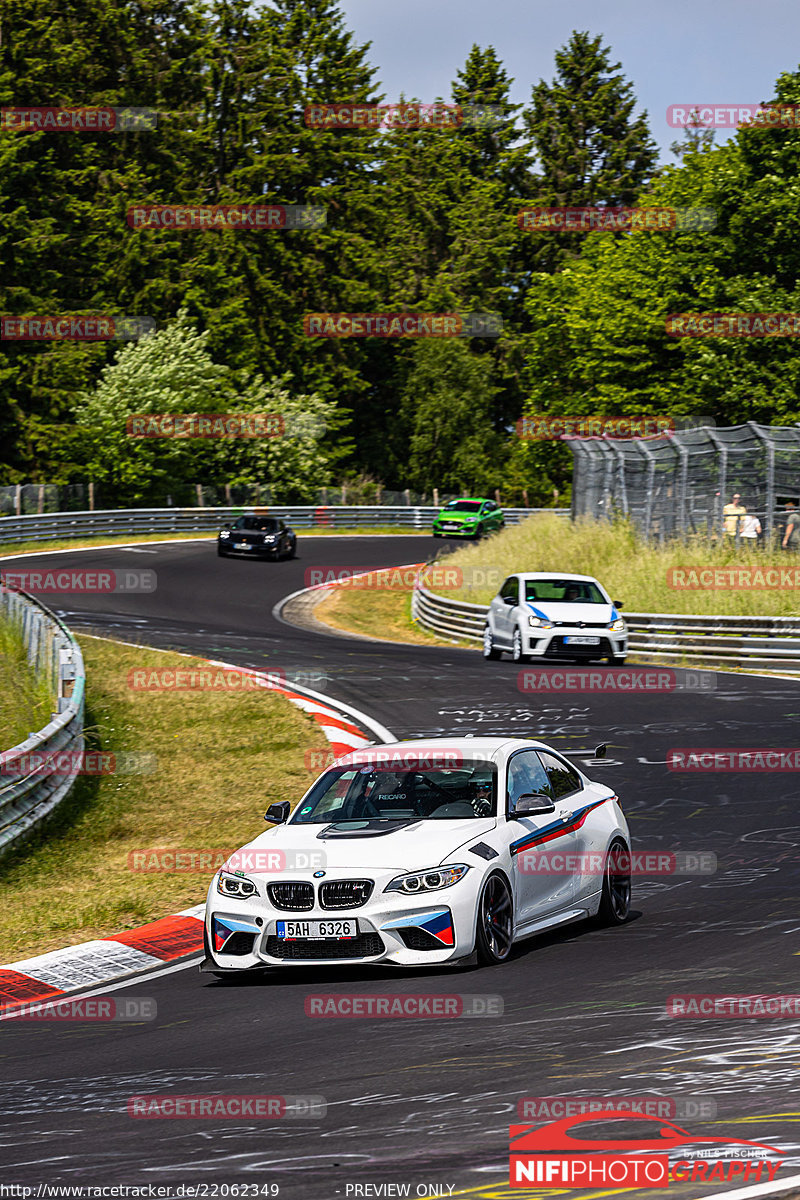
526;600;615;624
435;511;480;523
231;817;497;872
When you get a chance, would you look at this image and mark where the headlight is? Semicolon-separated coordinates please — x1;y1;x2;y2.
528;615;553;629
385;864;469;894
608;618;626;632
216;871;259;898
219;531;230;539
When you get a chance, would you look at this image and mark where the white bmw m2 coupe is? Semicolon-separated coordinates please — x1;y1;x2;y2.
203;737;630;975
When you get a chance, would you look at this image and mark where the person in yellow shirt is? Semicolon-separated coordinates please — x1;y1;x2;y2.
723;493;746;539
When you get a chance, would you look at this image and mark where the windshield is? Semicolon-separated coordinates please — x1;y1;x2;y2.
232;516;279;532
525;579;606;604
443;501;482;513
292;761;498;823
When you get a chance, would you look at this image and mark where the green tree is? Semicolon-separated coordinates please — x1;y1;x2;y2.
522;31;658;271
74;309;339;504
400;339;503;493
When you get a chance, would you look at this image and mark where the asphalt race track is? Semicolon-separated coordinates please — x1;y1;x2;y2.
2;535;800;1198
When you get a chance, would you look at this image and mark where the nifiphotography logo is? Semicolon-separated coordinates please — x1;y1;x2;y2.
509;1110;784;1188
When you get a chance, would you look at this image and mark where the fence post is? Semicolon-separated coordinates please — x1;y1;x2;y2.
404;489;410;506
37;484;45;514
88;481;95;511
15;484;21;516
433;488;439;507
636;440;657;539
748;421;775;542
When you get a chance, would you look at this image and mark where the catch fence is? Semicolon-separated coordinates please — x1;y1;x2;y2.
568;422;800;543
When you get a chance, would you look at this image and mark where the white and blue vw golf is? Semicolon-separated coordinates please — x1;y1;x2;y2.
483;573;627;664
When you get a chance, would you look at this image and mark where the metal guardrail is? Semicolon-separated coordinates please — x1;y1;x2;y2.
411;582;800;669
0;505;569;547
0;588;85;857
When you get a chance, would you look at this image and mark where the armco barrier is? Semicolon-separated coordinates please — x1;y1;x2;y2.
411;581;800;670
0;505;568;546
0;587;85;857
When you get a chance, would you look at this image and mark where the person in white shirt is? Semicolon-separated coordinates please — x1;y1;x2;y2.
740;512;762;548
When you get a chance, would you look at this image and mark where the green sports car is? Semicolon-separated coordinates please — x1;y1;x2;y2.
432;497;505;539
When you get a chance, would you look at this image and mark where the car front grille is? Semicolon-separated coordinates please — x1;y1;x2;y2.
545;637;611;657
551;621;609;628
267;881;314;910
319;879;374;909
265;933;384;960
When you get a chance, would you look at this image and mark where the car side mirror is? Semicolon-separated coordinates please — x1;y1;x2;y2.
512;792;555;817
614;601;624;609
503;595;516;606
265;801;290;824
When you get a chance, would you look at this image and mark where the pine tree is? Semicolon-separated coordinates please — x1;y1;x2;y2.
522;31;658;271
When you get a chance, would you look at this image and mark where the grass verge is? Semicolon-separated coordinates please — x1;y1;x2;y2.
0;616;55;748
0;635;329;960
314;579;454;646
436;514;800;616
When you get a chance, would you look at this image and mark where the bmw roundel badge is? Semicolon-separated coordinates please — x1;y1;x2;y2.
313;870;326;878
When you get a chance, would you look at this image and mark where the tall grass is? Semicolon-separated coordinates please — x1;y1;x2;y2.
0;616;54;749
438;514;800;616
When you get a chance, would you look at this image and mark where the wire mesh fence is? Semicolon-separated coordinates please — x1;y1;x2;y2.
568;422;800;546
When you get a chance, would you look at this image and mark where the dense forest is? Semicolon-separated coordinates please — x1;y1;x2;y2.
2;0;800;506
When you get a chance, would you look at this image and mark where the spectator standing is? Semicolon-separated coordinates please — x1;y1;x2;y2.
723;493;747;542
740;511;762;548
781;500;800;552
